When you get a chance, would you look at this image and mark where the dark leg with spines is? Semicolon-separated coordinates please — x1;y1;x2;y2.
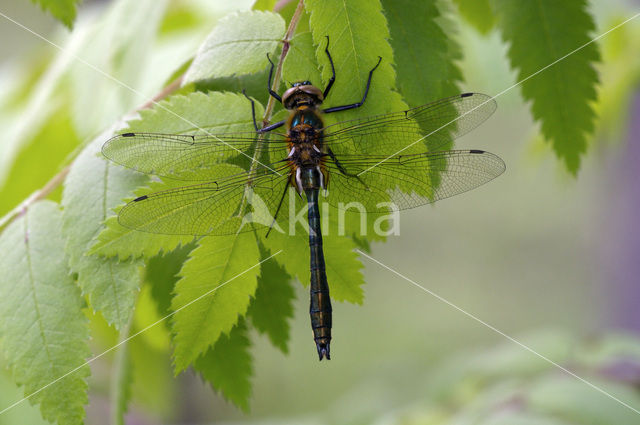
323;56;382;114
259;120;286;133
242;90;260;132
266;53;282;103
326;148;370;190
322;36;336;99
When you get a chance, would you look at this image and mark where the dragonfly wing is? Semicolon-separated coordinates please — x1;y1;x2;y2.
117;164;292;236
324;149;505;212
103;131;288;180
323;93;497;156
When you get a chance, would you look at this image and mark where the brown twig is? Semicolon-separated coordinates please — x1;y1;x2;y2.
0;1;301;232
274;0;296;12
138;74;184;111
245;0;305;183
235;0;304;221
0;166;70;230
0;73;185;232
262;0;305;126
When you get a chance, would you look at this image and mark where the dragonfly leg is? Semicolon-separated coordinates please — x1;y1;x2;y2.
322;36;336;99
258;120;285;133
326;148;371;190
323;56;382;114
244;89;286;133
265;178;291;238
242;90;260;132
266;53;282;103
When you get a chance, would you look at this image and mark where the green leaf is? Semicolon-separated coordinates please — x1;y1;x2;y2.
90;91;260;260
183;11;285;84
146;243;195;317
171;231;260;372
194;319;253;411
247;243;295;353
493;0;600;173
104;91;263;178
252;0;277;11
62;136;145;330
195;69;271;106
278;0;310;33
304;0;408;124
0;106;79;217
68;0;171;136
323;237;366;303
262;203;365;304
282;32;322;91
382;0;463;106
128;90;260;135
87;187;195;261
0;201;90;425
300;0;426;240
451;0;496;35
30;0;81;29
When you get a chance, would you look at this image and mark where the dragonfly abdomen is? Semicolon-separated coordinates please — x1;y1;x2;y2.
302;169;332;360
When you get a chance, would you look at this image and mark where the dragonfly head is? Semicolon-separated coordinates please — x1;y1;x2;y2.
282;82;324;110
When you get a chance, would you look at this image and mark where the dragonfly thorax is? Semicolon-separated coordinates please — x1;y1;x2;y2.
287;106;326;192
287;128;323;167
287;108;325;165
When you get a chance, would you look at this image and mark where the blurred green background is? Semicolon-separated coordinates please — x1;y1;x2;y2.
1;0;640;424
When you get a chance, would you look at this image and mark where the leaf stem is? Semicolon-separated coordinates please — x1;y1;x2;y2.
110;318;132;425
0;166;70;231
274;0;296;11
138;74;184;111
0;3;303;232
0;75;184;233
241;0;305;201
262;0;306;126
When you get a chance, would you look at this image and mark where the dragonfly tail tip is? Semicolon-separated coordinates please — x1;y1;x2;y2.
316;341;331;361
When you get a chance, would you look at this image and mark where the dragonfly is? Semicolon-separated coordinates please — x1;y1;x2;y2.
102;38;505;361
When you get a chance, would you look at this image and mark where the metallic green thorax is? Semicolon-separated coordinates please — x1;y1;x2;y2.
289;109;324;128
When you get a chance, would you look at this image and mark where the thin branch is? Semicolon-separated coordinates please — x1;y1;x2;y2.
0;1;303;232
274;0;296;12
109;318;133;425
0;74;185;232
246;0;305;182
262;0;305;126
0;166;70;231
139;74;184;111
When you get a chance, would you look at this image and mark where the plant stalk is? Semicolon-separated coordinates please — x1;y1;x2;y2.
240;0;305;211
109;318;132;425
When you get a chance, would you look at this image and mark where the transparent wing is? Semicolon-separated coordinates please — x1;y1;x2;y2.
117;163;293;236
106;92;501;236
117;149;504;236
323;93;497;156
102;130;289;181
323;149;505;212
